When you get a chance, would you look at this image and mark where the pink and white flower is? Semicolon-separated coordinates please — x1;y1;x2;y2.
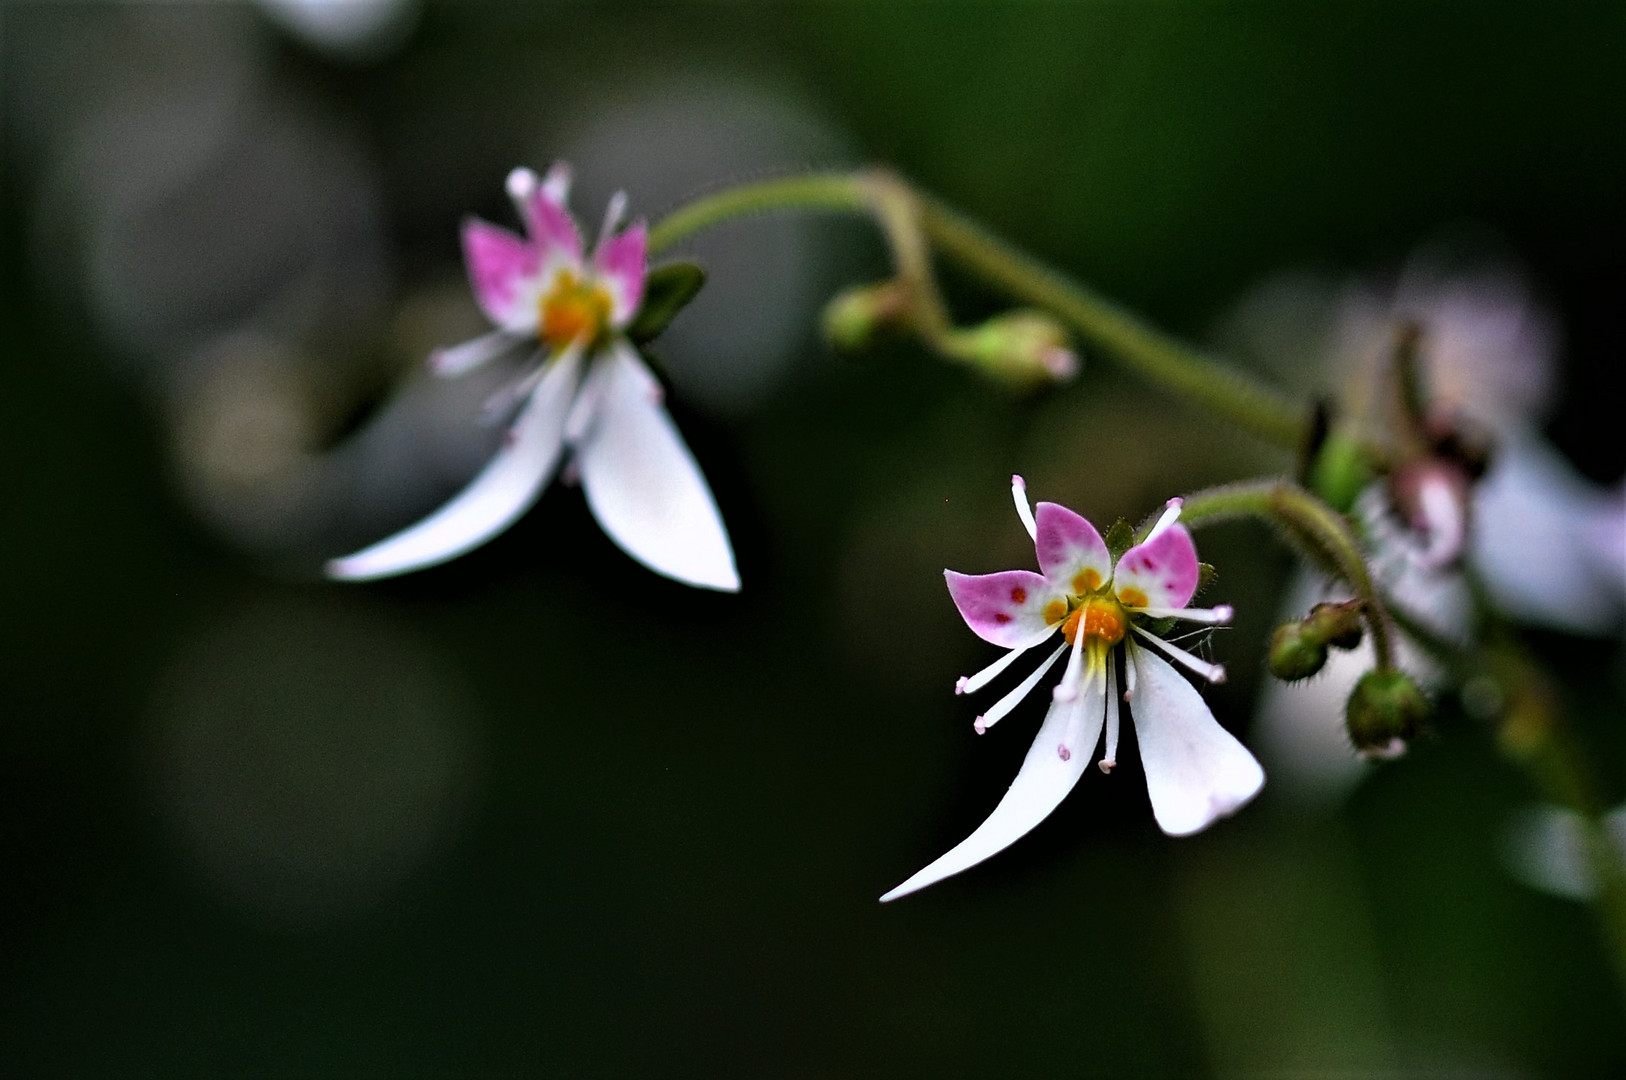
327;165;738;591
880;479;1264;901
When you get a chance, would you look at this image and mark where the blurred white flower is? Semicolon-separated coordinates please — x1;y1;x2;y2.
328;165;738;591
1503;804;1626;902
1233;242;1624;801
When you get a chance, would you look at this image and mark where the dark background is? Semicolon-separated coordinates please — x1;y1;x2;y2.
4;3;1624;1076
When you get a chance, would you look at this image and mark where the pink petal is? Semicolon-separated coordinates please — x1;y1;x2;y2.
522;175;584;265
1034;502;1113;593
1114;524;1200;610
594;221;648;325
945;569;1061;648
462;218;542;331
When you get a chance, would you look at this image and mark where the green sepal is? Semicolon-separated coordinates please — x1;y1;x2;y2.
1104;518;1136;562
1143;616;1179;638
627;261;707;345
1195;562;1218;598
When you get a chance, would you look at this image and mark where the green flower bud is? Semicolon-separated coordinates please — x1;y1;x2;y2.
941;309;1079;389
822;281;911;354
1345;670;1430;754
1305;600;1364;651
1268;622;1329;681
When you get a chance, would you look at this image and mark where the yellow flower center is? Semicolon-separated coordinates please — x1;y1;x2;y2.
1057;595;1127;648
539;270;612;350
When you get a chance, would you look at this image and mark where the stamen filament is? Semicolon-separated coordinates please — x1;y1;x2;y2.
431;329;517;378
1132;625;1227;684
955;627;1054;696
599;190;629;247
1138;604;1233;625
1052;616;1089;702
1144;497;1184;543
1100;659;1120;773
973;642;1069;733
1011;474;1037;541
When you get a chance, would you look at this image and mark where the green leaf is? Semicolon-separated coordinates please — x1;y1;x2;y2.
627;261;707;344
1104;518;1136;561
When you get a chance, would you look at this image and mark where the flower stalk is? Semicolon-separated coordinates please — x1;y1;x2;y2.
649;171;1307;447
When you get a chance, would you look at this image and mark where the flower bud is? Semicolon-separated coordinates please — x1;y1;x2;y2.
822;281;911;354
941;309;1079;389
1305;600;1364;651
1345;669;1430;754
1268;622;1329;681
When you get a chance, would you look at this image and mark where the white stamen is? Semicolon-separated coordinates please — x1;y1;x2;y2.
973;642;1068;734
955;628;1055;697
506;166;539;204
1123;653;1137;701
479;353;553;425
1138;604;1233;625
1131;625;1227;684
599;190;629;247
1144;497;1184;543
561;343;606;443
430;329;517;378
1011;474;1038;540
1056;664;1104;761
1052;621;1088;702
541;162;572;204
1099;659;1120;773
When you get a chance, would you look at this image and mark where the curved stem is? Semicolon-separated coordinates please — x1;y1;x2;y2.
647;171;1308;449
1176;479;1395;670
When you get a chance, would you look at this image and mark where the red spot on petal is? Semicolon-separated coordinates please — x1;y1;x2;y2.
1010;587;1027;604
993;613;1012;625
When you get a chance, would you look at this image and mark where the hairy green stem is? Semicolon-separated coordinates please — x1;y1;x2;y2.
647;171;1307;449
1176;479;1395;670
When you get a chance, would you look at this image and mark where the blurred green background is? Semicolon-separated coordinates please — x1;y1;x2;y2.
3;2;1624;1076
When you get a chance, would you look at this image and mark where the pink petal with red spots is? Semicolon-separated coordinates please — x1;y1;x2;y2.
594;221;648;325
462;218;543;331
1033;502;1113;590
1114;524;1200;610
945;569;1060;648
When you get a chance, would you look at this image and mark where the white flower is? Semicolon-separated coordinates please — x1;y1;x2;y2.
880;479;1263;901
327;164;738;591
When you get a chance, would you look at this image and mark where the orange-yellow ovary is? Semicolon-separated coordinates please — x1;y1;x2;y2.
539;271;613;349
1060;597;1126;647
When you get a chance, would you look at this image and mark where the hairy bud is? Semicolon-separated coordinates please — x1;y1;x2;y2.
941;310;1079;389
1268;622;1328;682
1345;670;1430;755
1306;600;1364;650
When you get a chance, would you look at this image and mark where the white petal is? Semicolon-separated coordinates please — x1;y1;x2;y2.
880;676;1106;902
574;343;739;591
1502;803;1626;902
326;351;582;581
1128;642;1263;837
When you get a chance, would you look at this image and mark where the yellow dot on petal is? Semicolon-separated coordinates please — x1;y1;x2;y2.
1072;568;1102;595
1118;587;1149;609
1043;600;1068;625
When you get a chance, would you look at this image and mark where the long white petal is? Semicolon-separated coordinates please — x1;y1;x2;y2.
880;676;1106;902
574;343;739;591
1127;642;1263;837
326;351;582;581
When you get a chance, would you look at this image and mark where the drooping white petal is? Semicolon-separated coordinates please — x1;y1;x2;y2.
974;641;1069;734
326;350;583;581
574;343;739;591
1127;642;1263;837
880;676;1106;901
